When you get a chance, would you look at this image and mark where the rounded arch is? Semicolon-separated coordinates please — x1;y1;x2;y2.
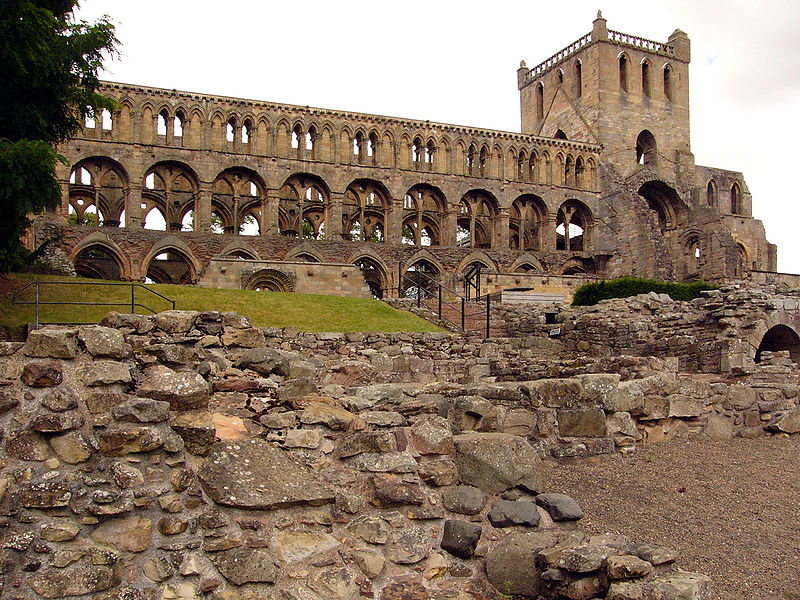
351;252;390;299
636;130;657;165
344;178;392;242
402;183;447;247
510;253;544;274
457;189;499;249
279;173;332;239
457;250;497;274
756;325;800;364
743;311;800;367
71;240;129;281
730;181;743;215
244;269;295;293
219;240;260;261
140;237;200;284
68;156;130;226
560;257;596;275
637;180;686;233
402;255;442;300
556;199;593;251
285;243;323;264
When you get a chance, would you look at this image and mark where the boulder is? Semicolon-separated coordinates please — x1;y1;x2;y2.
170;411;216;455
98;426;163;456
606;554;654;580
418;457;460;487
767;409;800;434
526;378;582;408
386;526;431;564
138;365;211;410
452;433;545;494
704;414;733;441
558;408;607;437
409;417;454;455
41;386;79;411
440;519;481;559
487;499;541;528
486;531;562;596
558;544;613;573
21;361;63;387
300;401;354;430
273;530;340;564
645;572;711;599
78;360;132;386
347;515;390;544
91;516;152;552
153;310;200;333
235;347;291;377
49;432;92;464
27;565;114;598
372;473;424;505
198;438;334;509
78;326;130;358
23;328;77;359
536;493;584;521
338;430;397;457
441;485;487;516
112;397;171;423
30;410;84;433
209;547;278;585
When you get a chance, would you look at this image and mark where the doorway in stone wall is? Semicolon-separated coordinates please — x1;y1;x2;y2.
755;324;800;363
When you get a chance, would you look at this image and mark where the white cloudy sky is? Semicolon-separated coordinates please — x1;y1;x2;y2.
74;0;800;273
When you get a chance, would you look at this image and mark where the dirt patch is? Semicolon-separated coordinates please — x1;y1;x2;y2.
543;436;800;600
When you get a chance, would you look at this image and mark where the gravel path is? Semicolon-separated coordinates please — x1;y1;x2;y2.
543;436;800;600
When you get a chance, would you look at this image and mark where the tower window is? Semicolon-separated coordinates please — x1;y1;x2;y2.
619;54;628;92
536;82;544;120
575;61;582;97
642;60;651;98
663;64;673;101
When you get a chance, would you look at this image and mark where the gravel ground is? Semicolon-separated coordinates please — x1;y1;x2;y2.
543;436;800;600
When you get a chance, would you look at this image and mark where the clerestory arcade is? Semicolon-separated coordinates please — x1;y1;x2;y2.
42;13;777;300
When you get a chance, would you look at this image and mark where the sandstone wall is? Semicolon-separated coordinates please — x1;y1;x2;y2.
0;312;741;600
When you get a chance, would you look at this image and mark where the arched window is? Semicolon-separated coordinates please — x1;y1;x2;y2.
555;129;567;140
467;144;476;176
425;139;435;168
174;110;185;139
101;109;112;131
226;118;236;143
663;64;673;101
306;126;316;158
536;82;544;120
641;60;651;98
636;130;657;165
575;60;582;97
557;69;564;84
158;110;169;136
85;109;96;129
354;131;365;161
412;137;423;168
478;147;488;177
368;132;378;163
556;201;591;251
619;54;628;92
706;179;717;207
241;119;253;147
731;182;742;215
291;125;301;150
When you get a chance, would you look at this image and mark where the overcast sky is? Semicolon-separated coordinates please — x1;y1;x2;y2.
74;0;800;274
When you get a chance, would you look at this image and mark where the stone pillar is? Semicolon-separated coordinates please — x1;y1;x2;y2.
328;192;344;239
262;190;279;236
126;184;145;229
497;208;510;249
441;208;458;247
390;199;404;244
195;182;212;232
543;214;558;251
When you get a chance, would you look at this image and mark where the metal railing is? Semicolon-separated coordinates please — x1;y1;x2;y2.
398;263;491;338
12;280;175;329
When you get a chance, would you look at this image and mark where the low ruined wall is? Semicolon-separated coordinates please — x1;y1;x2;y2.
0;313;725;600
198;258;371;297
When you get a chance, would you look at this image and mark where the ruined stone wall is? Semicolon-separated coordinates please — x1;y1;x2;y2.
0;313;732;600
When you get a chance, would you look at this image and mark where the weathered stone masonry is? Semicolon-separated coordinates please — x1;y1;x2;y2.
39;14;777;299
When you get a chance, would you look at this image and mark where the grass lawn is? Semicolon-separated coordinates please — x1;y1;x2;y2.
2;273;444;336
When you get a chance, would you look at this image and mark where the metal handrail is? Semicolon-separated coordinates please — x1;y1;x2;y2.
398;263;491;337
12;280;176;329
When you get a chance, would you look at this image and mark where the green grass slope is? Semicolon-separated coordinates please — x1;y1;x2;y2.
2;273;443;335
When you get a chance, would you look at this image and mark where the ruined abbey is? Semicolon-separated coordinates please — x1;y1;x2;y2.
41;14;777;299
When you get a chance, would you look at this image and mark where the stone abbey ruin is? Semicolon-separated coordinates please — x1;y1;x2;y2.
6;13;800;600
40;13;784;300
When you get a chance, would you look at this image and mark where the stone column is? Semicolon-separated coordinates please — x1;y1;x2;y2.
496;208;510;249
389;199;404;244
262;190;279;236
543;214;558;251
125;184;145;229
195;182;213;232
441;208;458;247
327;192;344;239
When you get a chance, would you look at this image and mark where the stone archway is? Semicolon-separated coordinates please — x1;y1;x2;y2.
756;324;800;364
244;269;295;292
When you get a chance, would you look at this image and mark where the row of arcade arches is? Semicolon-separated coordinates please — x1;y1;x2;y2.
68;158;596;252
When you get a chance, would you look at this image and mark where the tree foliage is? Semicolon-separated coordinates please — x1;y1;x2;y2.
0;0;117;271
571;276;718;306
